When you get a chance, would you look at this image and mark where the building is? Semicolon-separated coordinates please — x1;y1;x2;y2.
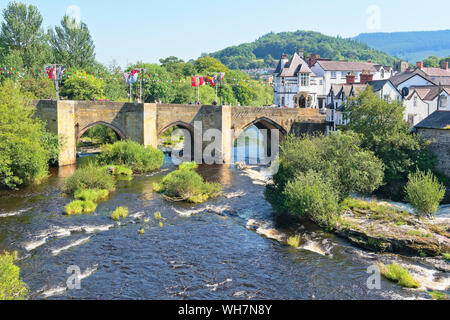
325;75;402;131
415;61;450;85
273;51;394;109
273;50;323;108
415;111;450;177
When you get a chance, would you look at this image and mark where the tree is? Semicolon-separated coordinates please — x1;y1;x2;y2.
49;15;96;69
423;56;440;68
194;56;229;74
344;88;437;199
405;171;445;217
61;74;105;100
0;80;51;189
19;78;55;99
0;2;51;68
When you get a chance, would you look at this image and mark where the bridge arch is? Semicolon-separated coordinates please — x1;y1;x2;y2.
233;117;287;142
76;121;126;142
158;121;195;138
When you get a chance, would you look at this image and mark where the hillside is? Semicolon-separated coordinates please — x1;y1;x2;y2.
354;30;450;63
209;30;398;70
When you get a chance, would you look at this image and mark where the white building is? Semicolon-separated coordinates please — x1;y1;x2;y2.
325;79;402;131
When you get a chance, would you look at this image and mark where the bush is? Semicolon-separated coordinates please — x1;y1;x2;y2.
64;163;115;195
379;263;419;288
0;80;51;189
111;207;128;221
64;200;97;215
405;171;445;217
74;189;109;202
0;251;28;300
97;140;164;173
104;165;133;178
153;162;221;203
283;170;341;227
287;235;301;248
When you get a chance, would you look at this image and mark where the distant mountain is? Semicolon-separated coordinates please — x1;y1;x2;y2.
209;30;397;70
354;30;450;63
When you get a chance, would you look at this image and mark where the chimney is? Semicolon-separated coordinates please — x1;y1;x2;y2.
416;61;423;70
280;54;288;70
346;72;356;84
299;49;304;58
308;54;320;67
360;70;373;84
442;61;449;70
368;60;372;63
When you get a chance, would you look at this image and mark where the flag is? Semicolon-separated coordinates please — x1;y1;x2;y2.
131;69;140;76
57;65;65;81
199;77;205;86
123;72;130;85
46;66;55;79
191;76;199;87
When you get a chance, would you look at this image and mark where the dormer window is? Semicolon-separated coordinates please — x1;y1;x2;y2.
441;94;448;109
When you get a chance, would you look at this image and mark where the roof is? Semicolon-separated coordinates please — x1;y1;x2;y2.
390;69;434;87
408;85;450;101
367;80;389;92
420;67;450;77
415;111;450;130
316;60;379;72
276;53;313;77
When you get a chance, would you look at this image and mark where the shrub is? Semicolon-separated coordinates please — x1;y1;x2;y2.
379;263;419;288
429;291;448;300
74;189;110;202
111;207;128;221
153;162;221;203
0;80;51;189
64;163;115;195
443;252;450;261
405;171;445;217
287;235;301;248
97;140;164;173
283;170;341;227
64;200;97;215
0;251;28;300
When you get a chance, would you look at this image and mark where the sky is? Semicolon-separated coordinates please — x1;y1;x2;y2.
1;0;449;67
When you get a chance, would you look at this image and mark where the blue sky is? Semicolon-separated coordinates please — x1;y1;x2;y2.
1;0;449;67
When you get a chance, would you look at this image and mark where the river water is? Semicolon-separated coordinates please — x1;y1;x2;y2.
0;145;447;300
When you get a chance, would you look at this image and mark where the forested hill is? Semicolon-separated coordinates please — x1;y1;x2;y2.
209;30;398;70
354;30;450;63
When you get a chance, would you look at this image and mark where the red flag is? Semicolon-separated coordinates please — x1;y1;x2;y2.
199;77;205;86
191;76;199;87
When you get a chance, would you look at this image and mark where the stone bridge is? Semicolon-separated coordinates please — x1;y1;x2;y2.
33;100;327;166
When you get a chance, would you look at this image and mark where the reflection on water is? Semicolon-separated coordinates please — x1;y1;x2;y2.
0;147;436;300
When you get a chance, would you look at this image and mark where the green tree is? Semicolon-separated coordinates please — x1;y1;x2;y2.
405;171;445;217
0;2;52;68
344;88;437;199
19;77;55;99
0;80;51;189
49;15;96;69
423;56;440;68
194;56;229;74
61;73;105;100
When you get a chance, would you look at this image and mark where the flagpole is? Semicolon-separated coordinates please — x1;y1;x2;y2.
215;73;218;103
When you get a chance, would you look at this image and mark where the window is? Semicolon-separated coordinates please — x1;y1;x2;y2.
331;72;337;79
413;96;418;107
281;97;285;106
441;95;448;109
384;95;390;101
381;70;385;78
300;73;310;86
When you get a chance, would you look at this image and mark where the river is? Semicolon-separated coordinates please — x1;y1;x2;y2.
0;141;447;300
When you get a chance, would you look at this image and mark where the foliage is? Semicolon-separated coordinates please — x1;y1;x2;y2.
111;206;128;221
61;73;105;100
405;171;445;217
41;131;60;166
0;2;52;69
104;165;133;178
74;189;109;203
159;56;195;76
283;170;341;227
153;162;221;203
344;88;437;200
443;253;450;261
0;251;28;300
64;200;97;215
0;80;51;189
63;163;115;195
82;125;119;145
379;263;420;288
19;78;55;99
429;291;448;300
287;235;301;248
423;55;440;68
194;56;229;73
49;15;96;69
210;30;397;69
97;140;164;173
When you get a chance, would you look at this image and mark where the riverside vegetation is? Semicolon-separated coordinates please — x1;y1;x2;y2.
265;89;449;262
0;251;28;300
153;162;221;204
